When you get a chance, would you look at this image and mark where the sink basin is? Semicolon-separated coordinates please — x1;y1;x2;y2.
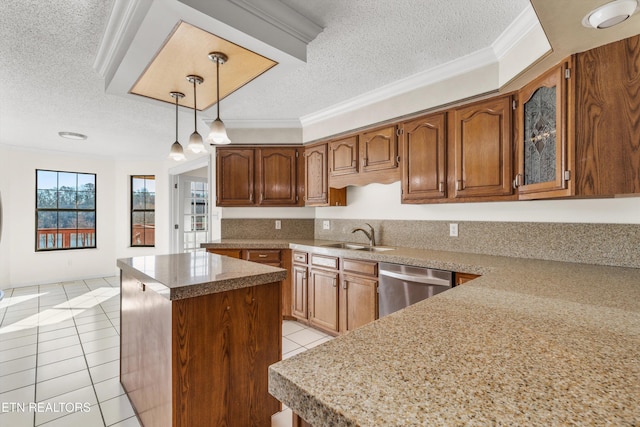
356;246;395;252
322;242;365;250
322;243;395;252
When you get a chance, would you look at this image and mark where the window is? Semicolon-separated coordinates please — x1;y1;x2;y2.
131;175;155;247
36;170;96;251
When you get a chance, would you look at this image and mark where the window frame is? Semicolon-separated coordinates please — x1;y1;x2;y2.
35;169;97;252
130;175;156;247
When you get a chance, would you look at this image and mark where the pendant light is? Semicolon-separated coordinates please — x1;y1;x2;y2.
207;52;231;145
168;91;186;161
186;75;207;153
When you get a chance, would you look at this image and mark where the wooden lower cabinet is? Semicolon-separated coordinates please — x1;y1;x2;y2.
455;272;481;286
120;272;281;427
206;247;293;319
292;264;308;319
340;274;377;333
308;268;340;334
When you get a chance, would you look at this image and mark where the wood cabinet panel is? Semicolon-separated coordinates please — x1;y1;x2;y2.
292;264;308;320
329;136;359;177
205;248;242;259
256;147;300;206
361;125;399;173
516;59;574;199
340;274;377;333
245;249;281;263
304;143;347;206
455;272;481;286
452;96;514;198
308;268;339;333
401;112;447;202
311;254;339;270
576;35;640;196
216;148;255;206
342;258;377;277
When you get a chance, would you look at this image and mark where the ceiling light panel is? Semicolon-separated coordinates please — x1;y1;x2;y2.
130;21;277;110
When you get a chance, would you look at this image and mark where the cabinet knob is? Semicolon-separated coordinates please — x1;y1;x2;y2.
258;254;268;258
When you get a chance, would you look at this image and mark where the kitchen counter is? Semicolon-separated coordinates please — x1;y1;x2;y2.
117;251;286;300
204;239;640;425
117;252;286;426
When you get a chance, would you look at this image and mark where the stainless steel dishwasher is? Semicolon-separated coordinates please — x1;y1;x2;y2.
378;262;453;317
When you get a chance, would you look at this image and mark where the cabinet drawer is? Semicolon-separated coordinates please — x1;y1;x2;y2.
311;254;339;270
343;259;378;277
245;249;281;263
206;248;243;259
292;251;308;264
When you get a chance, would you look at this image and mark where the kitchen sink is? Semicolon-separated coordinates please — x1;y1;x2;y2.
322;243;395;252
356;246;395;252
322;242;366;250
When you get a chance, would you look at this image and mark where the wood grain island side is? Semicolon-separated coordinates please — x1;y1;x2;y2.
117;252;287;427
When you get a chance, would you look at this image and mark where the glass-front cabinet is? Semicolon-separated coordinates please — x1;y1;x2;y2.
515;58;574;199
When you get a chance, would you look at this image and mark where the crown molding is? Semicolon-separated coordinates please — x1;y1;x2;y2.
203;119;302;129
93;0;154;84
300;47;497;128
492;3;541;60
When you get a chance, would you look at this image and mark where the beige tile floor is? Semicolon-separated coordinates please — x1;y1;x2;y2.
0;277;331;427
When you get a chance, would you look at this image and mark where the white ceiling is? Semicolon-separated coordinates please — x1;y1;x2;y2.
0;0;611;161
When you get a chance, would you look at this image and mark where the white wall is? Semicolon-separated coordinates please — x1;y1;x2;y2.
317;182;640;224
0;146;175;288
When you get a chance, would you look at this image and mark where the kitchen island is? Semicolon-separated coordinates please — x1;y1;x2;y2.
204;239;640;425
117;251;287;427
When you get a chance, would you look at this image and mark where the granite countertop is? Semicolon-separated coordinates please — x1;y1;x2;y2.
117;251;287;300
204;239;640;425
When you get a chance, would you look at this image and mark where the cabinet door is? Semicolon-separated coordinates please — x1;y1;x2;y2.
256;147;299;206
206;248;242;259
361;125;399;173
308;268;339;333
516;60;572;199
216;148;255;206
304;144;329;206
329;136;359;177
292;265;308;320
340;275;377;333
452;96;513;198
401;113;447;202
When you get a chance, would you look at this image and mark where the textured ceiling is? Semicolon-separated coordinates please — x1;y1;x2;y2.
0;0;530;159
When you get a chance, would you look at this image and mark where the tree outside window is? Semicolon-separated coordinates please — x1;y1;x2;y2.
36;170;96;251
131;176;155;247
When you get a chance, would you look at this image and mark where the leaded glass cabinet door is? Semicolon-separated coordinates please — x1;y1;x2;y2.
516;59;574;199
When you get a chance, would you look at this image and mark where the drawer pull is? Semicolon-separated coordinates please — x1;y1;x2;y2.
258;254;268;258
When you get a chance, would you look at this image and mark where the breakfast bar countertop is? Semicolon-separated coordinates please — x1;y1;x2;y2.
116;251;287;300
204;239;640;425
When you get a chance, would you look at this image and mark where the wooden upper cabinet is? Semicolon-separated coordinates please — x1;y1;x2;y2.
361;125;399;173
216;146;303;207
451;95;514;199
216;148;255;206
401;112;447;202
329;136;359;177
516;58;574;199
304;142;347;206
256;147;300;206
575;35;640;196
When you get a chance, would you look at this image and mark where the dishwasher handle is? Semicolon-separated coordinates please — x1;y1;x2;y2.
379;270;452;287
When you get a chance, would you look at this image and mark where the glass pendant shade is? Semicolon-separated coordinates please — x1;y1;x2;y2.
169;140;186;161
208;118;231;144
186;75;206;153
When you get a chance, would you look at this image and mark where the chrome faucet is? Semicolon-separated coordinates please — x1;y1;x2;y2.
351;223;376;247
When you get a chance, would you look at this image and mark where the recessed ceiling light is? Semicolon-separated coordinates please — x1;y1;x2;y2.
58;131;88;140
583;0;638;29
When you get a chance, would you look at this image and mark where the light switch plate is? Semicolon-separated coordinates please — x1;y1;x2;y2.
449;223;458;237
323;220;330;230
275;220;281;230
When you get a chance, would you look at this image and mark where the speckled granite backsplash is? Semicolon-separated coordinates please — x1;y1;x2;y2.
221;219;315;240
314;219;640;269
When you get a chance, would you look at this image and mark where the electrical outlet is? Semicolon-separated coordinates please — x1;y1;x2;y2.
449;223;459;237
323;220;330;230
275;220;281;230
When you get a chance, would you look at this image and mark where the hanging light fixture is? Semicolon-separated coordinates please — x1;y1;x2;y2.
186;75;207;153
207;52;231;145
168;91;186;161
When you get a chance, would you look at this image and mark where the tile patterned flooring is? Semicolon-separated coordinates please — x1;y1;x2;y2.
0;277;331;427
